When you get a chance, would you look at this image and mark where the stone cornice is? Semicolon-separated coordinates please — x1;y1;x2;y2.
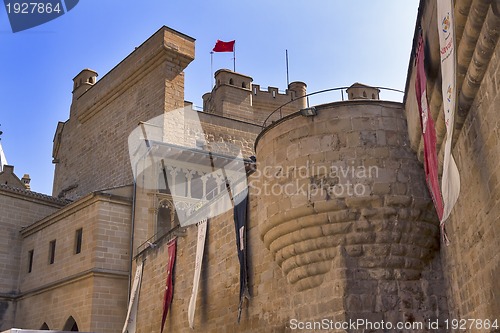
4;268;128;301
20;192;132;237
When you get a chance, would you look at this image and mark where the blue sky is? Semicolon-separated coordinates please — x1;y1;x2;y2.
0;0;419;195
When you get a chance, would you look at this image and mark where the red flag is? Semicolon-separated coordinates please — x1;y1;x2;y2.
213;40;235;52
415;34;444;220
160;238;177;333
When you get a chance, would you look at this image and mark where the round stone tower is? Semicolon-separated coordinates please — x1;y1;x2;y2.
288;81;307;108
254;100;444;324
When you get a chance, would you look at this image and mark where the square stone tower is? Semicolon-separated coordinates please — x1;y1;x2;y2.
52;27;195;200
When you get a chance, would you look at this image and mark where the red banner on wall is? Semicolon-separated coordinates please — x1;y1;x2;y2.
415;34;444;220
160;238;177;333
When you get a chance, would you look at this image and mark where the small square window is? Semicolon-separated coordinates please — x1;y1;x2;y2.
49;240;56;264
75;228;82;254
28;250;34;273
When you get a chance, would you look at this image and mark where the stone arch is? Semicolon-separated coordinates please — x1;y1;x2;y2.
62;316;79;331
40;322;50;330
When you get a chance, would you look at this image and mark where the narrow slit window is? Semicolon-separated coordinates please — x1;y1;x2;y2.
49;240;56;264
75;228;83;254
28;250;34;273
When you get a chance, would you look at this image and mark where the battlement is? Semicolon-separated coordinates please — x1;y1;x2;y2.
203;69;306;125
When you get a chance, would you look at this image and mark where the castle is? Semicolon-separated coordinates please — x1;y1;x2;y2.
0;0;499;331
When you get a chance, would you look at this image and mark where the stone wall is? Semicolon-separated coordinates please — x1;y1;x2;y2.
134;196;296;333
439;33;500;323
403;0;500;328
199;112;261;158
0;185;66;331
14;193;132;332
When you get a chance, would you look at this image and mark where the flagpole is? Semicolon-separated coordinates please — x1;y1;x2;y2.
233;42;236;72
286;49;289;87
210;51;214;89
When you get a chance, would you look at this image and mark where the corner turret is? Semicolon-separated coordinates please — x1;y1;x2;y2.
72;69;98;100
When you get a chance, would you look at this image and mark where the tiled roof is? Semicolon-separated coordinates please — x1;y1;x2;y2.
0;183;71;205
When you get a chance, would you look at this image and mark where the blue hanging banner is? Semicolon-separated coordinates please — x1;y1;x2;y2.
233;188;250;323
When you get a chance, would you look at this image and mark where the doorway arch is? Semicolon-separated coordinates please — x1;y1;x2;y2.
62;316;79;331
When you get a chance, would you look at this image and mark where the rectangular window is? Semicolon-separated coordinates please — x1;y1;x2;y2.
75;228;82;254
28;250;34;273
49;240;56;264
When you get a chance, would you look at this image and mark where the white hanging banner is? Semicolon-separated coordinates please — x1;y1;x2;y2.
0;141;7;172
188;219;208;328
122;260;144;333
437;0;461;223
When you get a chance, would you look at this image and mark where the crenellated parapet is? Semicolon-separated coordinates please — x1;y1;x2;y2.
203;69;306;125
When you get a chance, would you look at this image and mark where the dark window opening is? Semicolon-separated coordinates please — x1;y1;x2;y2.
157;202;179;236
372;93;376;99
363;91;367;98
229;78;234;85
40;323;49;330
75;228;82;254
28;250;34;273
49;240;56;264
242;82;246;88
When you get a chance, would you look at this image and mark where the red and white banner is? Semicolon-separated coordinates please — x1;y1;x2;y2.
437;0;461;223
415;34;444;220
160;238;177;333
188;219;207;328
122;261;144;333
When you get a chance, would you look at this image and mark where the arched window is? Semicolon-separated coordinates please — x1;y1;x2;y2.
63;316;79;331
40;323;50;330
229;78;234;85
363;91;367;98
88;77;94;84
242;82;246;88
372;93;375;99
